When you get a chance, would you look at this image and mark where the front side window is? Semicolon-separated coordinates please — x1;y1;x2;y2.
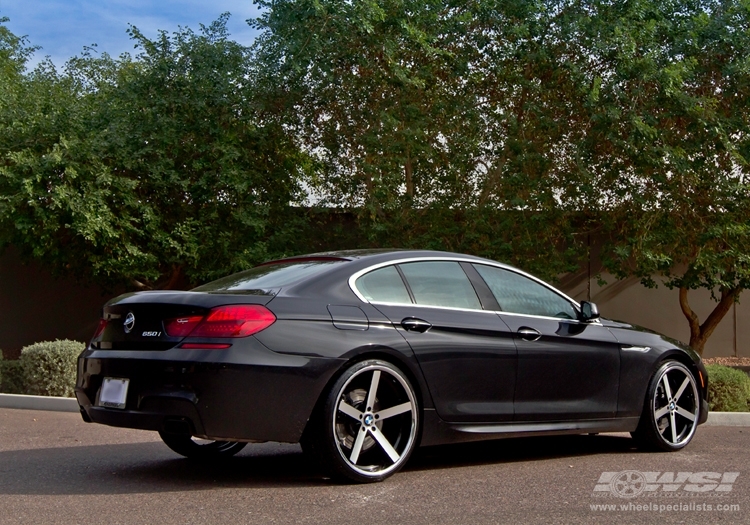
399;261;482;310
473;264;577;319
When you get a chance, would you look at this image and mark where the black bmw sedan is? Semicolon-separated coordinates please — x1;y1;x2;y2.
76;250;709;482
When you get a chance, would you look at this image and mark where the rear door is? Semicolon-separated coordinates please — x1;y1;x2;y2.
353;260;517;423
472;264;621;421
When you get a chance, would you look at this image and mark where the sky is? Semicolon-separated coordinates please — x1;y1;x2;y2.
0;0;264;69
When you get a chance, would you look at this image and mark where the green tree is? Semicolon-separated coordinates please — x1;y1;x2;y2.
571;0;750;355
0;15;309;289
251;0;589;278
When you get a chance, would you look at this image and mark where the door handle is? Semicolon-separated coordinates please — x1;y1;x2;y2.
401;318;432;333
517;327;542;342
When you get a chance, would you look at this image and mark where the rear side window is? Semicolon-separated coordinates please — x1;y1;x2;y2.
193;260;343;292
473;264;576;319
356;265;412;304
399;261;482;310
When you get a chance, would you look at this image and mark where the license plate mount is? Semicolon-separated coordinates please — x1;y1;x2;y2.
98;377;129;409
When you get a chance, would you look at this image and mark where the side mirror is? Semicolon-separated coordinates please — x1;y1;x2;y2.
580;301;600;322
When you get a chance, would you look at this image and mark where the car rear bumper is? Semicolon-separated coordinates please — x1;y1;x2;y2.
75;342;343;443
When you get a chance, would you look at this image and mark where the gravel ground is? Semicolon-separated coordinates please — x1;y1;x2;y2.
703;357;750;367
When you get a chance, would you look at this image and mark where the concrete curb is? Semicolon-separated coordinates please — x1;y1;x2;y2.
0;393;79;413
1;394;749;426
705;411;750;427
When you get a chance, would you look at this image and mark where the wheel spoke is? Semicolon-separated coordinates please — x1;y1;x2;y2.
673;376;690;403
349;425;367;464
654;405;670;419
369;427;400;463
365;370;381;411
338;400;362;421
670;413;678;443
661;374;673;400
676;406;696;422
376;402;412;421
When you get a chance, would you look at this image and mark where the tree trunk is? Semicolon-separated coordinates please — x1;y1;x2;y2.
405;150;414;199
161;265;185;290
678;286;740;356
130;265;185;291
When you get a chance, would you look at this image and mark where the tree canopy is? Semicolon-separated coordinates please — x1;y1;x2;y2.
577;0;750;353
0;14;310;289
251;0;592;277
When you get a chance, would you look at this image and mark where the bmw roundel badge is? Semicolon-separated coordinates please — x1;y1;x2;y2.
123;312;135;334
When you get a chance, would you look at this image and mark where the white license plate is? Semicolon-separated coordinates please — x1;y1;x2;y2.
99;377;129;409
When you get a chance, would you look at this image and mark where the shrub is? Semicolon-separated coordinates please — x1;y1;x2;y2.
19;340;85;397
0;357;25;394
706;364;750;412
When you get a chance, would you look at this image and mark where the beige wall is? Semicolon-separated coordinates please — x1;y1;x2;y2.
0;248;114;357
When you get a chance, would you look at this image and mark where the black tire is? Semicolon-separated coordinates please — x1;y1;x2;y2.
158;431;247;459
631;360;700;451
303;359;420;483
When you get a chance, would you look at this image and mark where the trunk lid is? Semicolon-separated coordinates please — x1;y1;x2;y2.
92;290;274;350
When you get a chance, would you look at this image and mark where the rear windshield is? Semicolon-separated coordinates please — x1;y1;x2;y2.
193;260;344;292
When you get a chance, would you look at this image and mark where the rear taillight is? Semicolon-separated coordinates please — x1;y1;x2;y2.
92;319;108;340
191;305;276;337
164;305;276;339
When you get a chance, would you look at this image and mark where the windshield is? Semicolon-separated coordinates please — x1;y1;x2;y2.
193;260;345;292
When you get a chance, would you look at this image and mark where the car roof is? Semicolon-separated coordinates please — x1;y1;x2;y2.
264;249;500;265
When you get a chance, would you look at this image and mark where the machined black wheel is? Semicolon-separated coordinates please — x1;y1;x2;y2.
158;431;247;459
304;359;419;483
632;361;700;451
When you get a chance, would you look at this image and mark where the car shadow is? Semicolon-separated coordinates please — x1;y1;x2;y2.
0;433;639;495
0;441;322;495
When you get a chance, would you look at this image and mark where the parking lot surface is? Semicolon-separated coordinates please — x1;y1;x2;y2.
0;408;747;524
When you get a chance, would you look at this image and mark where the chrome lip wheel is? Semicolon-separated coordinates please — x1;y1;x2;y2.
651;362;699;447
332;364;417;478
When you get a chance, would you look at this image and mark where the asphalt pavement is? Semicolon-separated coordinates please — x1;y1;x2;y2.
0;408;747;525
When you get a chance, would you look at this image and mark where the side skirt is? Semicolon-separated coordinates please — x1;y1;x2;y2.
419;409;640;447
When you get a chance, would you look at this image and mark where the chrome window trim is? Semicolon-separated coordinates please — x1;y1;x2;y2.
362;300;499;315
494;309;597;324
348;257;585;322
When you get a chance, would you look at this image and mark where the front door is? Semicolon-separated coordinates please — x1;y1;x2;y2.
471;264;621;421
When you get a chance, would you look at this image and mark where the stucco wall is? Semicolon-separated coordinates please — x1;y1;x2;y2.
0;248;112;357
